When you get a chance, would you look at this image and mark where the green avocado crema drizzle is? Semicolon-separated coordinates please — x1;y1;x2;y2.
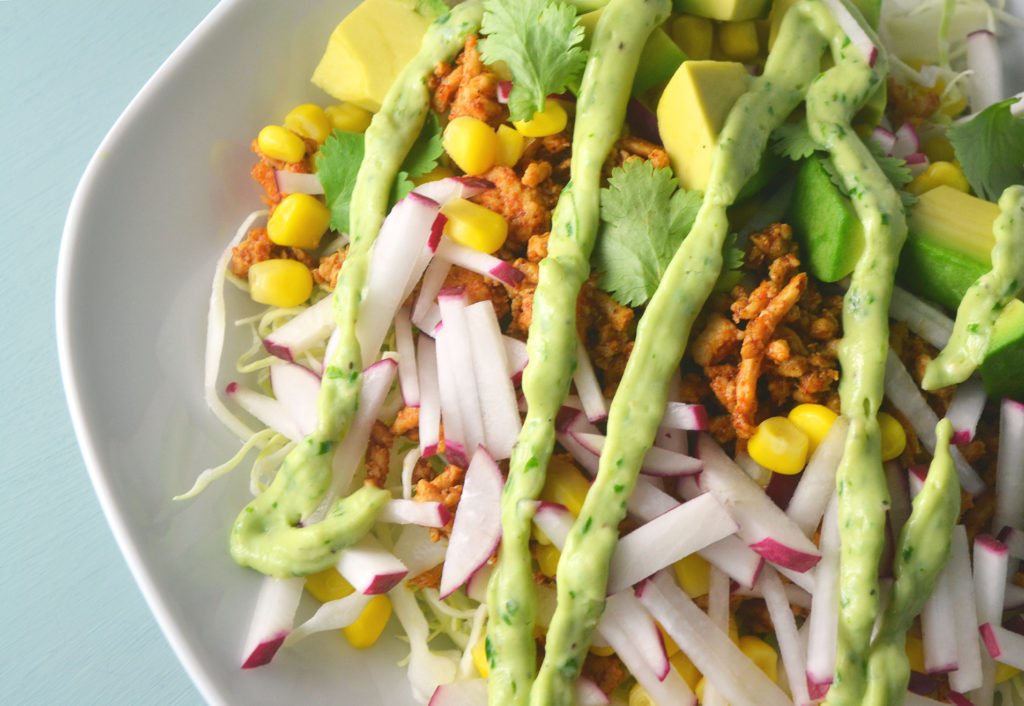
228;1;484;579
922;185;1024;390
524;1;910;704
484;2;670;704
863;419;960;706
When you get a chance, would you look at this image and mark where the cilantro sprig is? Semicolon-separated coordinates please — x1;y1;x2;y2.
478;0;587;122
316;112;443;233
592;160;703;307
947;98;1024;202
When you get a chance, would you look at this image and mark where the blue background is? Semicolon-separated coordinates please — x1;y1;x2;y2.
1;0;217;702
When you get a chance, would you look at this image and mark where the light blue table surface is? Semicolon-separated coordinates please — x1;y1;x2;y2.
1;1;217;703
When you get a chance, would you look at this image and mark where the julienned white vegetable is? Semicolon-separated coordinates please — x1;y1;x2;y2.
637;572;794;706
947;527;984;694
389;583;458;703
412;255;451;332
336;533;409;595
439;447;503;598
262;293;335;362
920;529;959;675
945;375;986;445
434;236;525;287
394;306;420;407
437;288;487;458
416;334;442;458
573;333;609;423
393;525;448;578
357;192;445;364
696;434;822;572
413;175;492;205
378;499;451;528
660;402;710;432
570;430;702;477
240;576;304;668
502;335;528;384
888;285;954;349
884;350;986;495
805;494;840;698
274;170;324;195
285;590;373;646
268;361;321;437
465;301;521;459
966;29;1004;112
995;399;1024;533
821;0;879;66
785;417;848;537
427;676;611;706
974;534;1010;627
433;320;468;468
758;566;811;706
225;381;305;442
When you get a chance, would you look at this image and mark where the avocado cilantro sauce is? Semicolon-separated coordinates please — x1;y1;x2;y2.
485;3;671;704
229;1;484;578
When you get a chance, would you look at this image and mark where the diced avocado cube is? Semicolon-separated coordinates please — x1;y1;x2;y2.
311;0;441;113
673;0;771;22
895;236;990;312
789;155;865;282
578;9;687;96
657;60;751;192
982;299;1024;401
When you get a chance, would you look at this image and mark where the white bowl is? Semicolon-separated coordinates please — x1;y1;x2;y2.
56;0;1024;704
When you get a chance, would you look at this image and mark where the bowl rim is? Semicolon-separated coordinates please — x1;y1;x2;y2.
55;1;239;704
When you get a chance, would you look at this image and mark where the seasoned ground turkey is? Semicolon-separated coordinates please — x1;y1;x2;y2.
430;34;505;128
230;227;315;279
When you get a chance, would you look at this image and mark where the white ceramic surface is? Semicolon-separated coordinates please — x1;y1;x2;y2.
56;1;1024;705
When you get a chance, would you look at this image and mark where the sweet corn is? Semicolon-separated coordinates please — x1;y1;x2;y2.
513;98;568;138
669;650;702;689
996;662;1021;683
628;682;657;706
787;403;838;454
748;416;810;475
495;124;526;167
268;193;331;249
906;160;970;196
539;456;591;517
878;411;907;461
533;542;561;578
284;103;332;144
673;552;711;598
717;21;760;62
670;15;713;60
257;124;306;163
440;198;509;253
443;115;498;175
590;644;616;657
305;567;354;602
905;634;926;673
472;636;489;677
248;259;314;308
342;594;392;648
324;102;373;133
739;635;779;682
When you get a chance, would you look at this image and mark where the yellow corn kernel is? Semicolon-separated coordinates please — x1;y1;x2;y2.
670;15;713;60
628;682;657;706
905;634;926;673
695;677;706;702
933;78;969;118
443;116;498;175
673;553;711;598
267;193;331;249
717;21;760;62
324;102;373;133
590;644;616;657
284;104;332;144
513;98;568;138
787;403;838;454
472;636;489;677
996;662;1021;683
539;456;591;517
257;124;306;163
879;411;907;461
411;165;455;186
922;135;956;163
739;635;779;682
906;160;971;196
659;625;681;658
248;259;314;308
343;594;392;649
495;124;526;167
668;650;701;689
748;416;810;475
305;567;354;602
534;542;561;578
440;198;509;253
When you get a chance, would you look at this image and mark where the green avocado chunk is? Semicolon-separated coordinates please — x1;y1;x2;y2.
982;299;1024;401
789;154;865;282
579;9;686;95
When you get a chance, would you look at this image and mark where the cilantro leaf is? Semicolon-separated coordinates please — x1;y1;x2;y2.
593;160;702;307
317;130;364;233
947;98;1024;202
715;231;745;293
317;113;444;233
479;0;587;122
771;120;818;162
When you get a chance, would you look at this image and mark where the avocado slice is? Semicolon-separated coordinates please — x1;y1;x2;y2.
981;299;1024;401
578;9;687;96
674;0;771;22
789;154;865;282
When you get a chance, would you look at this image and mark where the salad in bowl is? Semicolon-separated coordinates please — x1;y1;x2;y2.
180;0;1024;704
